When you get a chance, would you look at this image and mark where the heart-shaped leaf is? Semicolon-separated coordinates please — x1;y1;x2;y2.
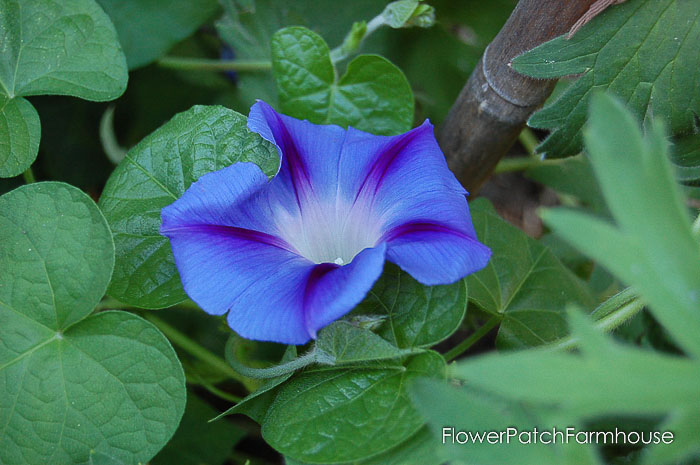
271;27;414;136
99;105;278;308
0;0;128;177
0;182;185;465
262;351;445;463
467;198;595;349
353;263;467;349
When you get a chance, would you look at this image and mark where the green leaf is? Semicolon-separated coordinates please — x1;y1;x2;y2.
88;451;126;465
353;263;467;349
96;0;220;69
0;182;113;329
453;310;700;416
542;94;700;358
99;105;278;308
671;134;700;184
525;155;607;215
0;94;40;177
381;0;435;29
512;0;700;158
0;0;128;177
467;198;595;349
0;183;186;465
262;351;445;464
315;321;418;364
151;394;245;465
410;379;601;465
0;0;127;100
271;27;414;135
285;427;444;465
353;427;444;465
449;311;700;464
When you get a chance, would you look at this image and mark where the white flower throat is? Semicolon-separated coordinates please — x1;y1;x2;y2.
275;198;382;265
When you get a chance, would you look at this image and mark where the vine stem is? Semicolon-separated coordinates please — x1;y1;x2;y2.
23;167;36;183
157;57;272;72
493;156;563;174
445;316;501;362
548;289;644;351
518;127;539;156
140;312;248;384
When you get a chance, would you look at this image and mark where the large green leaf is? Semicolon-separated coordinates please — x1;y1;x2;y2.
99;105;278;308
271;27;414;135
450;311;700;464
286;427;444;465
97;0;220;69
0;0;128;177
353;263;467;349
541;94;700;358
512;0;700;158
467;198;595;349
0;182;186;465
410;378;601;465
262;351;445;464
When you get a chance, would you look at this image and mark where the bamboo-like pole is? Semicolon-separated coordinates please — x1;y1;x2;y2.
439;0;598;192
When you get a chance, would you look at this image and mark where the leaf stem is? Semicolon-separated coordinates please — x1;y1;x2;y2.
548;289;645;351
692;211;700;238
228;350;318;379
187;372;242;403
141;312;248;383
157;56;272;72
518;127;539;156
23;167;36;183
444;316;501;362
493;156;563;174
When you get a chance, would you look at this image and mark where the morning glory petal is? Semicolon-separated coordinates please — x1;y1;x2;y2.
248;100;347;202
303;243;387;338
381;222;491;285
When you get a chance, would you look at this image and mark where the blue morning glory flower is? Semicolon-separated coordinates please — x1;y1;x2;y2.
160;101;491;344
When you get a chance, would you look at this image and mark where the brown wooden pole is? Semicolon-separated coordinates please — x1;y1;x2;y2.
439;0;597;193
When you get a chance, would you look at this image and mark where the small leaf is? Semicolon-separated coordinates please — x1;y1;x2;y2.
262;351;445;464
467;198;595;349
315;321;418;364
0;95;40;177
353;263;467;349
99;105;278;308
96;0;220;69
512;0;700;158
271;27;414;135
0;183;185;465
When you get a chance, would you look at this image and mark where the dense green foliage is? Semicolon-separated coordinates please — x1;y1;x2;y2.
0;0;698;464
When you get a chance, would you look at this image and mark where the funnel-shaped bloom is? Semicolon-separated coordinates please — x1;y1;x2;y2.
161;101;490;344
